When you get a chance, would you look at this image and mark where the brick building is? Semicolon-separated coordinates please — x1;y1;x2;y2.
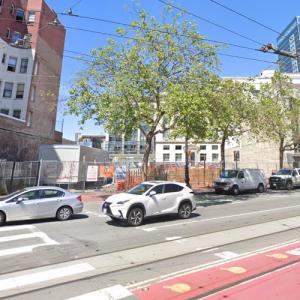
0;0;65;161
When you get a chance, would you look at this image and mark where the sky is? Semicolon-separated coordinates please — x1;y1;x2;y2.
45;0;299;140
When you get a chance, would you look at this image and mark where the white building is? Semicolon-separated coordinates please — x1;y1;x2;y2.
224;69;300;175
0;38;34;121
155;131;221;164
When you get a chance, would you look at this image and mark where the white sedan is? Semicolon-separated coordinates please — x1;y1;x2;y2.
102;181;197;226
0;186;83;225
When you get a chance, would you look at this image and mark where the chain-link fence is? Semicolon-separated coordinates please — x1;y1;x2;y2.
0;161;40;194
0;159;222;194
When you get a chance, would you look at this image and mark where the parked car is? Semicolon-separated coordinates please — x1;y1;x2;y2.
102;181;197;226
269;168;300;190
0;186;83;226
213;168;267;195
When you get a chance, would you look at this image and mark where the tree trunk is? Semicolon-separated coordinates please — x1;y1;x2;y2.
142;135;153;181
279;138;284;169
184;136;190;187
221;136;226;172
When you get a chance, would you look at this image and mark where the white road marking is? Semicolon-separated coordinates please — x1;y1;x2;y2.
201;247;219;253
0;225;58;257
214;251;239;259
0;225;36;232
85;211;108;218
139;204;300;231
67;284;133;300
127;238;300;290
165;236;182;241
286;247;300;256
0;263;95;292
0;232;49;243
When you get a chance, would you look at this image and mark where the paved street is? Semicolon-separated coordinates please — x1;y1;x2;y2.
1;189;300;299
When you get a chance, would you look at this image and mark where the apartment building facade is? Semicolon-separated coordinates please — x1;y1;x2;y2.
155;131;221;164
0;0;65;161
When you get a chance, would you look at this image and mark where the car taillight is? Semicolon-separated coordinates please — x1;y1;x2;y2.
76;195;82;202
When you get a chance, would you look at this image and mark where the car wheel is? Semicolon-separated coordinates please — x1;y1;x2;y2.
286;181;293;190
178;202;192;219
257;183;265;193
56;206;73;221
232;185;239;195
127;207;144;226
0;212;6;226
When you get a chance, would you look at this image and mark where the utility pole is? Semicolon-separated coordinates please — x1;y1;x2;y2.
259;43;300;59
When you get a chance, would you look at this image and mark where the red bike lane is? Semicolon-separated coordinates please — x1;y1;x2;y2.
133;241;300;300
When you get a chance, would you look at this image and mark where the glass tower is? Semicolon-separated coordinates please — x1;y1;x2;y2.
277;16;300;73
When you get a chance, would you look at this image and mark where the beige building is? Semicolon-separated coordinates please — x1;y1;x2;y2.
225;70;300;176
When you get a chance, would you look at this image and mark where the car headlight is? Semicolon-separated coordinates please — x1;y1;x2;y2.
117;200;130;205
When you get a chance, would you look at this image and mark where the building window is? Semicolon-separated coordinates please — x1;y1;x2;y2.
10;3;15;15
28;11;35;23
212;145;219;150
16;83;25;99
13;110;21;119
30;86;36;102
200;153;207;161
163;153;170;162
0;0;3;13
20;58;28;73
15;8;24;21
6;28;10;38
212;153;219;162
163;145;170;150
175;153;182;162
7;56;17;72
0;109;9;115
3;82;13;98
175;145;182;150
11;31;21;44
200;145;206;150
1;53;6;64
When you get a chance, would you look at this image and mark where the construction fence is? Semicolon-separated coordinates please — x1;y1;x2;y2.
0;160;221;194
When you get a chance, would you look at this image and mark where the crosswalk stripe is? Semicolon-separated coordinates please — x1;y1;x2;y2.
0;263;95;293
0;225;35;232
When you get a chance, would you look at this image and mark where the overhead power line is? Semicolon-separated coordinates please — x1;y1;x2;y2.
57;12;261;53
208;0;283;36
157;0;263;46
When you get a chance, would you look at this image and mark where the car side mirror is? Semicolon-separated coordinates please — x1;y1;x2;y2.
149;191;157;197
16;197;28;203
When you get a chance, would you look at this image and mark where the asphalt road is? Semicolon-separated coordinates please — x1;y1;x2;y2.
1;189;300;299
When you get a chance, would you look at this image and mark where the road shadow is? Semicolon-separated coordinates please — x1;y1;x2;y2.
4;213;89;226
196;188;300;207
106;212;201;227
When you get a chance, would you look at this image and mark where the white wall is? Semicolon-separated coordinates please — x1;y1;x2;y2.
0;38;35;121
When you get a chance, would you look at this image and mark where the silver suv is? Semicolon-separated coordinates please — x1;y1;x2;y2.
102;181;197;226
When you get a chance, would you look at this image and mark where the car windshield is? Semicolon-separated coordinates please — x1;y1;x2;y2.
0;188;26;201
220;170;238;178
277;169;292;175
127;183;154;195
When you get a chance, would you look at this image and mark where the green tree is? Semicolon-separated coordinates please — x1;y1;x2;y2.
207;77;255;171
67;8;218;179
254;71;300;169
165;74;214;185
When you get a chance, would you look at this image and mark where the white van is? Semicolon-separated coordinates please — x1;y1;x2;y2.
214;169;267;195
